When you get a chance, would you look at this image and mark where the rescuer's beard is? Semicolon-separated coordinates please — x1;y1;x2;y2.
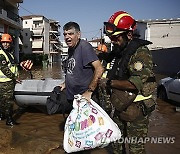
112;36;129;58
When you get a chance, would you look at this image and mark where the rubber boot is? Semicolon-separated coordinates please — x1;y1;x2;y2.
0;112;5;120
6;115;19;126
5;109;19;126
0;108;5;120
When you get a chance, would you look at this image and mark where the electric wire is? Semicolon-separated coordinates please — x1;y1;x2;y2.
19;5;34;15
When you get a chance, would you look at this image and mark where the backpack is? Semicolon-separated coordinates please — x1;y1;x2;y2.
46;86;72;116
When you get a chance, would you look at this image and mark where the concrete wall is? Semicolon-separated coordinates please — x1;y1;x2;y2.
152;47;180;75
43;19;50;54
21;28;32;54
22;19;33;54
137;20;180;76
149;23;180;49
137;20;180;50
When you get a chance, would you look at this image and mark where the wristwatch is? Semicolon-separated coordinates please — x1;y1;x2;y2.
87;88;94;92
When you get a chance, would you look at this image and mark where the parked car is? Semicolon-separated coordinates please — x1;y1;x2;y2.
157;71;180;103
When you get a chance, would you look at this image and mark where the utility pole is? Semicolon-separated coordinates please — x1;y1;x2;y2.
100;28;103;44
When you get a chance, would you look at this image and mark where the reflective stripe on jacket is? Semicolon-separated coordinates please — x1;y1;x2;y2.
134;94;152;102
0;49;18;82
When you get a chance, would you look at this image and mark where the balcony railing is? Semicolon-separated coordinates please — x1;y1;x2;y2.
32;40;43;49
8;0;23;3
7;10;21;23
0;7;22;28
11;0;23;3
32;28;44;36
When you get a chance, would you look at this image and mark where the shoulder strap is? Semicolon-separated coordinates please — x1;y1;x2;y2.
3;49;16;65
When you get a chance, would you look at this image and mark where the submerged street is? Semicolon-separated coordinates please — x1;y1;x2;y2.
0;63;179;154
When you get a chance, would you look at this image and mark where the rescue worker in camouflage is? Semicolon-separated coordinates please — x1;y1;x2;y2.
0;33;19;126
98;11;157;154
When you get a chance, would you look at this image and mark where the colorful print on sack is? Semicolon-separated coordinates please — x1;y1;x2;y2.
63;95;121;153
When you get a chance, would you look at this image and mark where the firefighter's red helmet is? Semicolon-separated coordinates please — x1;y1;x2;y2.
104;11;136;36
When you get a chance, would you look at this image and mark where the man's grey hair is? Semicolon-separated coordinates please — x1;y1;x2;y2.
63;22;80;32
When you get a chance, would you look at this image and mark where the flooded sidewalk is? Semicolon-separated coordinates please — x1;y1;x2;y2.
146;99;180;154
0;64;180;153
0;99;179;154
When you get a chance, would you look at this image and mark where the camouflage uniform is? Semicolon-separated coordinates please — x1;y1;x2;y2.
110;114;149;154
0;47;18;125
99;38;157;154
0;81;15;114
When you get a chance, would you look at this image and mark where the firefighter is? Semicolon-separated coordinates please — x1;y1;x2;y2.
0;33;19;126
98;11;157;153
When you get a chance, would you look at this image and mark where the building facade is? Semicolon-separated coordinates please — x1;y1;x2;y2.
21;15;62;62
0;0;23;62
49;19;62;63
136;18;180;75
136;18;180;50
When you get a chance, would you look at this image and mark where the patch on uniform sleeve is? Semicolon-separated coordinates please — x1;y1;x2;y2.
1;60;7;65
133;61;143;71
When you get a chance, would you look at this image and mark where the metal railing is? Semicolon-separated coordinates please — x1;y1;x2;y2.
0;7;22;24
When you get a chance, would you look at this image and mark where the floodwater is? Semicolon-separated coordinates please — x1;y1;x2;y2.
19;62;64;80
0;63;180;154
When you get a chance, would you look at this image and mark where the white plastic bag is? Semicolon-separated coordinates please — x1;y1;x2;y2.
63;94;121;153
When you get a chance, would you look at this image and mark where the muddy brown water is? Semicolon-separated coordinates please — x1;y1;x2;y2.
0;63;180;154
